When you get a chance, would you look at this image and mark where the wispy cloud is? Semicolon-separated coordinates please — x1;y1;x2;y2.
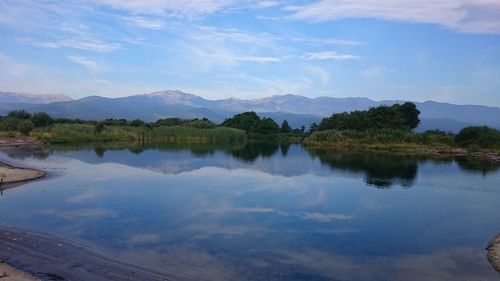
21;38;120;53
208;54;283;63
299;212;353;222
255;0;282;9
92;0;236;17
67;56;108;72
290;36;364;46
303;51;359;60
285;0;500;34
124;16;166;29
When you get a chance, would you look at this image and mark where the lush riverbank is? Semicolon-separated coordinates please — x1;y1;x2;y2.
303;129;500;162
29;124;247;145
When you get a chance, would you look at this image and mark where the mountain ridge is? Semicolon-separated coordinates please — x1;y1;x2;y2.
1;90;499;132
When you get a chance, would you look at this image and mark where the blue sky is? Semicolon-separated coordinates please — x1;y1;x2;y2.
1;0;499;106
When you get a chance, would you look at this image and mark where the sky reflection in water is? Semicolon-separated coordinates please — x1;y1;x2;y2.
0;143;499;281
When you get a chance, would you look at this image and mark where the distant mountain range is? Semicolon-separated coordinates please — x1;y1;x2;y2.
1;90;500;132
0;91;71;104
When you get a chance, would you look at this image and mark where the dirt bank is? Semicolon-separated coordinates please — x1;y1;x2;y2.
0;228;197;281
0;162;45;185
487;233;500;273
0;137;39;147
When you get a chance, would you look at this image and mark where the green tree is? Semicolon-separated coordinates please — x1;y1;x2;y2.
280;120;292;133
317;102;420;132
254;118;280;134
129;119;145;127
398;102;420;129
94;122;106;134
16;120;34;135
8;110;31;119
0;117;18;131
222;112;261;132
455;126;500;148
31;112;53;127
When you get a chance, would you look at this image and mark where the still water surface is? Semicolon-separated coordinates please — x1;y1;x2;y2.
1;143;499;280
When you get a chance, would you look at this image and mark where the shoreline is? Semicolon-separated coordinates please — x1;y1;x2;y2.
0;137;40;147
488;233;500;273
304;142;500;162
0;228;195;281
0;136;46;186
0;161;46;185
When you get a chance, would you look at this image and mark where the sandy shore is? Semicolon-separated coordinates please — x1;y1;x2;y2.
0;228;197;281
0;162;45;185
487;233;500;273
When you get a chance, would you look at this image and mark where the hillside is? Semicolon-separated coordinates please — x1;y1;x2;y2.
1;90;499;132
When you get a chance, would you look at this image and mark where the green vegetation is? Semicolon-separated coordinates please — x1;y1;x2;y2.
305;103;499;152
317;102;420;131
221;111;304;142
304;128;455;149
1;111;247;144
455;126;500;149
1;106;499;156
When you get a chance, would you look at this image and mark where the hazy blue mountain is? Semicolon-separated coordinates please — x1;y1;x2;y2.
416;118;473;133
1;90;499;131
258;112;321;129
0;91;71;104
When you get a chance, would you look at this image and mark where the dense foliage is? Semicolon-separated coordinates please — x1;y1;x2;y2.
455;126;500;149
317;102;420;132
222;111;299;135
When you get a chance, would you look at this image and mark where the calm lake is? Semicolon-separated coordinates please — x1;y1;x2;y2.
1;143;500;281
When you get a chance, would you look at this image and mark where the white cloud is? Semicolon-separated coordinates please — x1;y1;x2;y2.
255;0;281;8
290;37;364;46
22;38;120;53
285;0;500;34
124;16;166;29
192;25;280;46
92;0;236;17
299;212;353;222
67;56;108;72
303;51;359;60
210;54;283;63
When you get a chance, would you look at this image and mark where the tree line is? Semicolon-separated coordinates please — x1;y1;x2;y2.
0;110;304;136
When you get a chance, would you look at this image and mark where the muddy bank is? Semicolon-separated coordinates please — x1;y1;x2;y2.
0;161;45;185
0;228;197;281
0;137;39;147
487;233;500;273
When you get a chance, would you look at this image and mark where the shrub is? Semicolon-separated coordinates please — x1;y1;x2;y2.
8;110;31;119
94;122;106;134
31;112;53;127
455;126;500;149
16;120;34;135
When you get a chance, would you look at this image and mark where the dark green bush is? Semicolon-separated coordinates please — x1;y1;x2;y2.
16;120;34;135
31;112;53;127
455;126;500;149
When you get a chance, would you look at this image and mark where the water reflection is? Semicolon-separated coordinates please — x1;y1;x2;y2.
0;143;499;280
306;149;418;188
1;142;499;189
